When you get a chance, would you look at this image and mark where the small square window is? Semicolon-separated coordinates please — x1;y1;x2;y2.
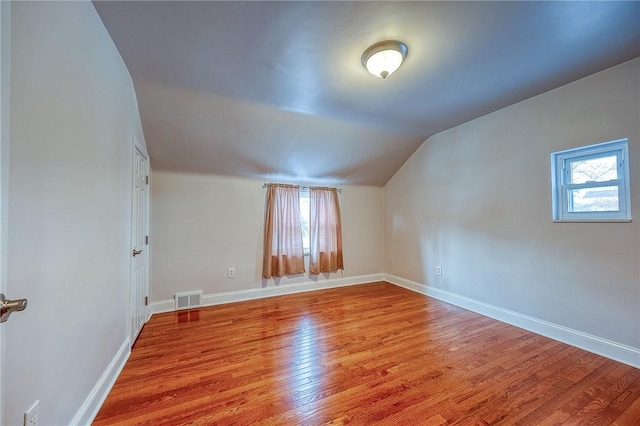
551;139;631;222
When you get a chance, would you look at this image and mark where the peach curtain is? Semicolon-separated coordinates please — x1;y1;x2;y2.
262;184;305;279
309;187;344;274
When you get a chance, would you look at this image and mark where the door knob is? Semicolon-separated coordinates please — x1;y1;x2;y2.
0;293;28;323
132;248;143;256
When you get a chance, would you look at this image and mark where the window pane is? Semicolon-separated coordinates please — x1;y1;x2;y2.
568;186;619;212
300;193;310;252
569;155;617;184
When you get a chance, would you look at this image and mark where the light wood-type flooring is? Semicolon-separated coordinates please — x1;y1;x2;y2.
93;282;640;425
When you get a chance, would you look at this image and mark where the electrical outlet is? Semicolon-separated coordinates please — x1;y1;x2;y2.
228;267;235;278
436;266;442;276
24;400;39;426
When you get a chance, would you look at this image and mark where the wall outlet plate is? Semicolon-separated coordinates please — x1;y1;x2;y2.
436;266;442;276
228;267;235;278
24;400;39;426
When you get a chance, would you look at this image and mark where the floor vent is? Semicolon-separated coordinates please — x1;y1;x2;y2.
175;291;203;310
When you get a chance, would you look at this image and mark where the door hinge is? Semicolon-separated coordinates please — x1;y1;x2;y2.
145;296;149;306
145;175;149;185
145;235;149;245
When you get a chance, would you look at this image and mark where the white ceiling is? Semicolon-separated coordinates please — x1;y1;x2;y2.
93;1;640;186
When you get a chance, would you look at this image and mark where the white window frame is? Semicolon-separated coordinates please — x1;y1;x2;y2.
551;138;631;222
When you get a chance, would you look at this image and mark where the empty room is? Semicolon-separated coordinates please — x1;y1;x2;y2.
1;1;639;425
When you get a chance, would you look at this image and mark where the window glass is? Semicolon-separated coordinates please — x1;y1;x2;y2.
568;155;617;184
568;186;619;212
299;191;310;254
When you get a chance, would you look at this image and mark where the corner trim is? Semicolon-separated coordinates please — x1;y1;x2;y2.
69;338;131;426
150;273;386;315
385;274;640;368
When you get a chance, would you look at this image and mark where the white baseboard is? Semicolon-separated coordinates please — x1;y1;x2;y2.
69;338;131;426
385;274;640;368
151;273;386;315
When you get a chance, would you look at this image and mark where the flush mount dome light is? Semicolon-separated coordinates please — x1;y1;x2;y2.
361;40;408;79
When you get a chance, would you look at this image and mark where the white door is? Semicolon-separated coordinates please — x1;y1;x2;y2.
0;2;10;421
130;140;149;346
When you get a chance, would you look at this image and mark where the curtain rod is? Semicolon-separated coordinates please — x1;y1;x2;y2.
262;183;342;193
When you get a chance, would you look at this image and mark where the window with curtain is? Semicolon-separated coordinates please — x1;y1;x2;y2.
309;187;344;275
262;184;306;279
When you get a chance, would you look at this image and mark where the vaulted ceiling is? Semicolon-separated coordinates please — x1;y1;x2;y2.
93;1;640;185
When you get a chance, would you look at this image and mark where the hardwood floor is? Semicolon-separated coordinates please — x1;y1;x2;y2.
93;282;640;425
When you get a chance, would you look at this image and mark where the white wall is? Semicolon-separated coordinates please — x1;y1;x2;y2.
151;172;384;304
5;2;145;425
384;59;640;359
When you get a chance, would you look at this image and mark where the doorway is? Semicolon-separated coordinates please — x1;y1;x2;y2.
130;139;149;346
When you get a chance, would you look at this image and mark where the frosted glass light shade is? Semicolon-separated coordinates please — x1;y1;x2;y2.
362;40;408;79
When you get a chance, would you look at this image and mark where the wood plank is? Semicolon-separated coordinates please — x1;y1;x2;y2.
93;282;640;425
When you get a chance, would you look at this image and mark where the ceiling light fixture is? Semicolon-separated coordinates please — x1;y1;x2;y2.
361;40;408;79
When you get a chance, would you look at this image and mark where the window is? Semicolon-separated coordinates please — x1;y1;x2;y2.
299;189;310;255
262;183;343;278
551;139;631;222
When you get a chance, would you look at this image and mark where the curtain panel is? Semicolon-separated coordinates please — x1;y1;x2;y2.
309;187;344;274
262;184;306;279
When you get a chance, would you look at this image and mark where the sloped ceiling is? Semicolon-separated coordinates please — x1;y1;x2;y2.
93;1;640;185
